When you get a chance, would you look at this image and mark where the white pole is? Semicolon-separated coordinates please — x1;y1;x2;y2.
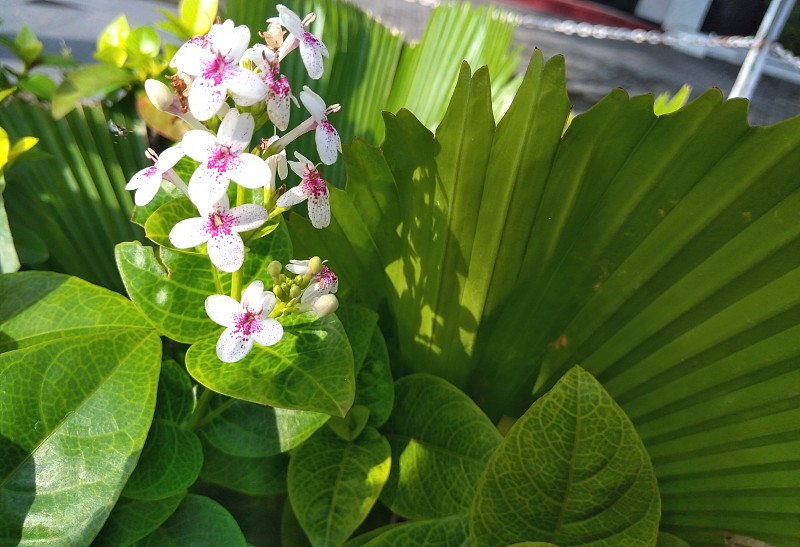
729;0;796;99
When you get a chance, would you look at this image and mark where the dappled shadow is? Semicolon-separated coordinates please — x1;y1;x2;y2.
0;435;36;543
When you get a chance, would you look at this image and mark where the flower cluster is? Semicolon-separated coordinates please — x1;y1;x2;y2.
126;7;341;362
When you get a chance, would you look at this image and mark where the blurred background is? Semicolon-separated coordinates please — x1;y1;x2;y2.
2;0;800;124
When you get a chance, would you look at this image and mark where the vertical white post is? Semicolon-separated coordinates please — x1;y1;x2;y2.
730;0;796;98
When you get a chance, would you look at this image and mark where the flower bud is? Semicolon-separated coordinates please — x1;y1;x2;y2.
273;284;285;299
289;284;302;299
308;256;323;275
145;79;176;112
311;294;338;317
267;260;283;279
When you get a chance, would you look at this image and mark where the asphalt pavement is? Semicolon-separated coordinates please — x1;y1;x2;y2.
2;0;799;125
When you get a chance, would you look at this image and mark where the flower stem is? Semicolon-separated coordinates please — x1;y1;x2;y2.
230;184;248;301
211;264;224;294
184;386;214;432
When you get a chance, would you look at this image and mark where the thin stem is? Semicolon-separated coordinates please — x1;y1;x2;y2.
211;264;224;294
230;184;248;300
184;387;214;432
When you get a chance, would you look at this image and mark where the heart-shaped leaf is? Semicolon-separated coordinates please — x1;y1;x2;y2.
200;441;287;496
381;374;502;519
136;494;247;546
122;420;203;500
470;366;660;546
0;272;161;544
336;304;379;373
93;492;185;546
186;313;355;416
155;358;195;423
288;427;391;547
199;398;329;458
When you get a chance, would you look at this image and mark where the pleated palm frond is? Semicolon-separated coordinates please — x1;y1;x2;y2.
288;53;800;546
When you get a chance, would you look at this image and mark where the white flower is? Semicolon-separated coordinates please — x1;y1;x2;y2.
181;109;271;208
276;152;330;229
263;136;288;188
276;5;329;79
205;281;284;362
171;19;267;121
301;263;338;304
300;86;341;165
126;146;185;206
245;44;295;131
169;194;267;273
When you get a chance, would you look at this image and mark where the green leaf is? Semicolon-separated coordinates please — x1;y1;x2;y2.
17;73;57;101
13;25;43;66
0;272;161;545
155;358;195;423
95;15;130;67
144;196;202;251
291;46;800;542
381;374;502;519
186;313;355;417
0;100;147;292
355;326;393;428
470;367;660;546
117;222;291;342
354;515;469;547
200;441;287;496
122;420;203;500
9;223;48;266
199;398;329;458
93;492;186;546
136;494;247;546
327;405;371;441
180;0;218;37
656;531;691;547
52;64;133;118
288;427;391;547
0;189;19;273
336;304;379;373
126;27;161;61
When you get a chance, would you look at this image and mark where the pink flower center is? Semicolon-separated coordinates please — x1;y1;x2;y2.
208;145;233;173
316;265;337;290
234;309;262;336
204;210;234;237
301;167;327;198
202;56;227;85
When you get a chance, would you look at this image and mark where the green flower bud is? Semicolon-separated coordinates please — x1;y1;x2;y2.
308;256;323;275
290;284;302;299
267;260;282;279
273;285;284;299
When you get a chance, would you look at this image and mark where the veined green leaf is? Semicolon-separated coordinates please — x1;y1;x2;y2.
0;272;160;544
200;441;287;496
470;366;660;546
352;514;470;547
199;398;329;458
381;374;502;519
155;358;195;423
288;427;391;547
355;327;393;428
186;313;355;417
136;494;247;546
93;492;185;546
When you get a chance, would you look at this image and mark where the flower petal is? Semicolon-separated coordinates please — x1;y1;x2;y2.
307;188;330;229
227;68;268;107
252;318;283;347
299;86;326;122
126;165;157;191
169;216;210;249
286;259;310;275
188;77;228;121
171;39;213;74
229;203;268;232
212;21;251;63
300;35;327;79
315;120;341;165
188;163;231;209
242;280;265;308
205;294;241;327
207;231;245;273
157;145;185;171
180;129;216;162
216;326;254;363
218;109;254;154
277;4;305;38
258;291;277;317
267;83;292;131
276;185;308;208
228;153;271;189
